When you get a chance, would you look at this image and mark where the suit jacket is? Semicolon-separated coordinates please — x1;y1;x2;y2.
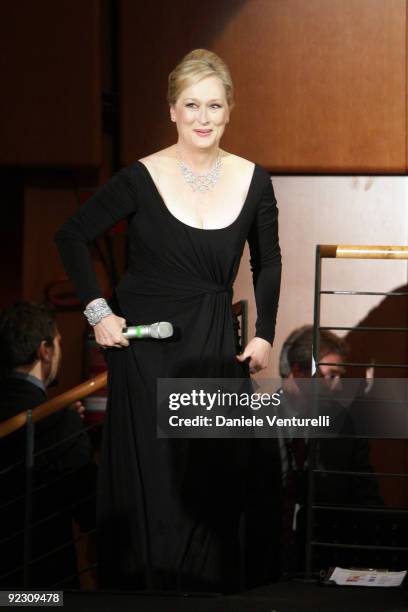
0;375;97;588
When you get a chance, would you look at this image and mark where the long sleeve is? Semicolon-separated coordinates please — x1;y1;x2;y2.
247;175;282;345
54;165;139;308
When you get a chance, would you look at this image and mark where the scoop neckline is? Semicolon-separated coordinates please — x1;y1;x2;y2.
136;159;257;232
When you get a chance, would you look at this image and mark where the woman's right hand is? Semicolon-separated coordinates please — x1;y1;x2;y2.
93;314;129;349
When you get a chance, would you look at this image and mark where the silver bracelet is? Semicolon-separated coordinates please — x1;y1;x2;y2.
83;298;113;326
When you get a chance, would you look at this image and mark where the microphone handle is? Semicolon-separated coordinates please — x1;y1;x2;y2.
88;325;149;341
122;325;151;339
88;322;173;340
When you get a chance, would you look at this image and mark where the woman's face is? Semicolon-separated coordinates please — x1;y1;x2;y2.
170;75;230;150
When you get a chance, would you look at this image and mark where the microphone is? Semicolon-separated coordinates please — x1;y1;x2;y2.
122;322;173;340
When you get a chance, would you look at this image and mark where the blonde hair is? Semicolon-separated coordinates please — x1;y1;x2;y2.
167;49;234;109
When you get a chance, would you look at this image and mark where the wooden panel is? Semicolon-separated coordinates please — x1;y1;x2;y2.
0;1;102;166
119;0;247;163
406;0;408;173
221;0;406;172
120;0;406;173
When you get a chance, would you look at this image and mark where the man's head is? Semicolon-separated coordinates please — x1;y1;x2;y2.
0;301;61;387
279;325;348;391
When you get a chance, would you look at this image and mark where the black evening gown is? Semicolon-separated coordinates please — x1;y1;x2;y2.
55;160;281;592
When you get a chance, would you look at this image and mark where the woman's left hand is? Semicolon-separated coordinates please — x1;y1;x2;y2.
236;337;272;374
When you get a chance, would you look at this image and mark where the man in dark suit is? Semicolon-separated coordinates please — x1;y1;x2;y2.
277;325;382;575
0;301;97;588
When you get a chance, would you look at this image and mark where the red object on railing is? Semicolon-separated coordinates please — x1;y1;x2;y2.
44;278;81;308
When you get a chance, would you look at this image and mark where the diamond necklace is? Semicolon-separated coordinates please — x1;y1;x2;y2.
177;149;222;192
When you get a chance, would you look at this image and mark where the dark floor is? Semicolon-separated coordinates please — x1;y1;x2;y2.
62;581;408;612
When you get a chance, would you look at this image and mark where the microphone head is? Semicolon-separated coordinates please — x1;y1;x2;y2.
150;322;173;339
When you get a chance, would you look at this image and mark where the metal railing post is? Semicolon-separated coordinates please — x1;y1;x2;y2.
304;246;322;579
23;410;34;588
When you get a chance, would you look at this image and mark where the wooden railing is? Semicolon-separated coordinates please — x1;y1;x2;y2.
0;372;107;439
319;245;408;259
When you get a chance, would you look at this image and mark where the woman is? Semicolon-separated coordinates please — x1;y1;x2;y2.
55;49;281;593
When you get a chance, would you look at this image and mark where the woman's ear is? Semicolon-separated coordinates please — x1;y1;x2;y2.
170;106;176;122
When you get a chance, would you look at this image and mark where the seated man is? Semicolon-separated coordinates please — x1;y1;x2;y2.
278;325;382;575
0;301;97;588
